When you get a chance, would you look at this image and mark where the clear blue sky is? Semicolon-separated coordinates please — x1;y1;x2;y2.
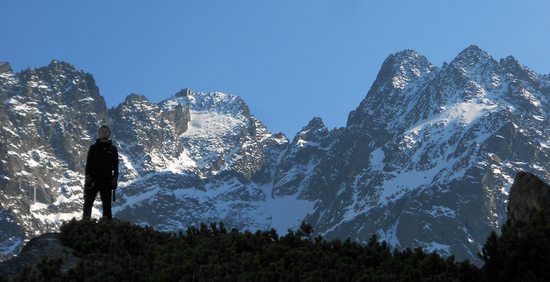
1;1;549;137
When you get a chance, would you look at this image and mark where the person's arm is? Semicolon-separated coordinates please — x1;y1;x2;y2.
84;145;94;187
111;146;119;189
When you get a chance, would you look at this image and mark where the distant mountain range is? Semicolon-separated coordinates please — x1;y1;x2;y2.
1;45;549;264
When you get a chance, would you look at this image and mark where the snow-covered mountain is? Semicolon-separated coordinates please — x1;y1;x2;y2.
298;46;550;262
1;46;549;264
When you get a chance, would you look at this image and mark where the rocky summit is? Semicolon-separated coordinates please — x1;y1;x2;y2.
1;45;549;264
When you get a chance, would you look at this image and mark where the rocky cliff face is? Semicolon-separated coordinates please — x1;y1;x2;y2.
507;171;550;226
1;46;549;264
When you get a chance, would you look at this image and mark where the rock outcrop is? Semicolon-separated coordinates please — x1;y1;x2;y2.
0;233;78;278
507;171;550;226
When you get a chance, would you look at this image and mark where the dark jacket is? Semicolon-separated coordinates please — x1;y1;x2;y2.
85;139;119;185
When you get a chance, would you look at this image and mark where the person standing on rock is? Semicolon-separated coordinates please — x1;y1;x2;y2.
83;125;119;220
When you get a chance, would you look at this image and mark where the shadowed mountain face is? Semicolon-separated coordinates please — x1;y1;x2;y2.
1;45;549;264
507;171;550;227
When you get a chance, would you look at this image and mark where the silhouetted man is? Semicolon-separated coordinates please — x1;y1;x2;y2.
83;125;119;220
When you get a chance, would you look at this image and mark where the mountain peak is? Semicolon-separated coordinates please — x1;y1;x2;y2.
122;93;150;106
499;55;524;73
375;49;433;90
304;117;326;131
175;88;193;98
46;60;77;73
450;45;496;69
0;62;12;73
460;44;485;54
383;49;432;70
499;55;538;82
456;45;487;57
391;49;423;59
166;91;250;116
347;49;433;127
293;117;329;144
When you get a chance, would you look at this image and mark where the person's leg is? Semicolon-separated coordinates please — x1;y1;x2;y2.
99;186;112;219
82;185;99;220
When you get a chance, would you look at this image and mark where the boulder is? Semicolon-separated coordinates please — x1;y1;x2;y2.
0;233;79;278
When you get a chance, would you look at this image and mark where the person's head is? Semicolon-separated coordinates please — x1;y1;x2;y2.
98;125;111;140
